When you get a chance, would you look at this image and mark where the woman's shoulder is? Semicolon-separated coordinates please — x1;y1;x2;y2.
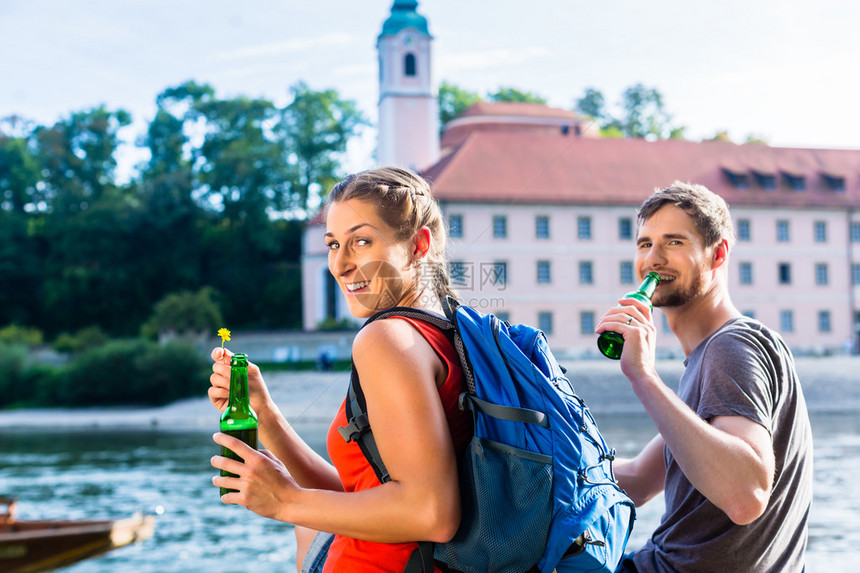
353;316;433;360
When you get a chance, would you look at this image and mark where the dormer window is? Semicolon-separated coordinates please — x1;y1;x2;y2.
782;172;805;191
404;53;416;76
752;171;776;189
822;173;846;192
722;168;749;189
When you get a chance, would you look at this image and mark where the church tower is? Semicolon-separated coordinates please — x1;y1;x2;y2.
377;0;439;171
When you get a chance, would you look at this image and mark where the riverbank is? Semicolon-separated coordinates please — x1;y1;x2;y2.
1;356;858;429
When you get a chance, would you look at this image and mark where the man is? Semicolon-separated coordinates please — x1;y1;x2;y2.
596;181;813;572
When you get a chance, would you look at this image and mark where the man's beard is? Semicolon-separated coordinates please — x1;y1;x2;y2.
653;272;703;308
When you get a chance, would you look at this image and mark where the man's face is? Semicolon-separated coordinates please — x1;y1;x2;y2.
635;205;714;308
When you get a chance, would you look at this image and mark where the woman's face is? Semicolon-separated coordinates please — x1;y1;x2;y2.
325;198;416;318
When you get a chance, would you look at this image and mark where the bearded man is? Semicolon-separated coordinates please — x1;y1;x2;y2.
597;182;813;573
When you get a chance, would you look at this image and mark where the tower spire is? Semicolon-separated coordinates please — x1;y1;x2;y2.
376;1;439;171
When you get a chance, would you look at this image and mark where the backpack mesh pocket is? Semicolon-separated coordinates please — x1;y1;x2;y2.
435;436;553;573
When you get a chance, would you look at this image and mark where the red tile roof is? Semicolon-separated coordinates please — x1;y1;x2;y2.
423;133;860;209
459;101;581;120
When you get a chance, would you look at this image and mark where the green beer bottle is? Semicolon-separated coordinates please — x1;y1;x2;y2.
220;353;258;496
597;272;661;360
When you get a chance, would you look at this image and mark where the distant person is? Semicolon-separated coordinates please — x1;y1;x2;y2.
595;182;813;572
208;167;471;572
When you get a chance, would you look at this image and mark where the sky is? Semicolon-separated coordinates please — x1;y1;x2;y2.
2;0;860;180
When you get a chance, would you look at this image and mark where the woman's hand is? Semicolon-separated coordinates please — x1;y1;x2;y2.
211;432;299;522
208;347;273;414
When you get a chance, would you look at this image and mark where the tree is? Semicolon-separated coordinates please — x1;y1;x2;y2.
489;87;547;104
617;83;684;140
0;133;40;214
34;106;132;215
574;84;685;140
438;81;483;128
279;81;368;214
141;287;224;342
574;88;607;123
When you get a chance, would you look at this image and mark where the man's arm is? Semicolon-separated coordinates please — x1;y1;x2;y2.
614;434;666;506
629;375;774;525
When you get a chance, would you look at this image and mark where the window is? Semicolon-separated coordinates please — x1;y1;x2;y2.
852;263;860;286
737;219;751;242
780;310;794;333
620;261;634;284
814;221;827;243
754;171;776;189
739;262;753;285
538;312;553;335
852;222;860;243
487;261;507;287
823;173;846;191
815;263;829;286
618;217;633;240
818;310;832;333
404;53;416;76
723;169;750;189
580;311;595;335
493;215;507;239
778;263;792;285
578;216;592;240
776;220;790;242
783;173;805;191
536;215;550;239
579;261;594;284
449;261;469;287
537;260;551;284
448;214;463;238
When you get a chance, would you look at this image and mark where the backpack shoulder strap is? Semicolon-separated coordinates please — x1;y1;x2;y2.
336;306;455;484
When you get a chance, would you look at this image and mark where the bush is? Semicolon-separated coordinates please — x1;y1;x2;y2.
141;287;224;340
52;325;109;354
0;324;43;347
0;343;31;407
53;339;210;407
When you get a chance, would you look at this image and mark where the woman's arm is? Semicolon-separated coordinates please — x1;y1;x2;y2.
212;318;462;543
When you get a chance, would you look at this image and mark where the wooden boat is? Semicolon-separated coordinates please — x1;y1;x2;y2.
0;497;155;573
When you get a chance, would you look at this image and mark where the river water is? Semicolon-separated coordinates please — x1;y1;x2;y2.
1;411;857;572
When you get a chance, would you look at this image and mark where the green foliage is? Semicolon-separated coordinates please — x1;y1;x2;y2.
53;325;109;354
0;324;43;347
575;83;685;140
141;287;224;339
0;344;29;406
315;317;359;331
280;81;369;213
488;87;547;104
438;81;483;128
53;339;210;407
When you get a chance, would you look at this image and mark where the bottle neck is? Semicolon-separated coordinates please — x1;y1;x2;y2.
228;367;250;409
637;272;660;299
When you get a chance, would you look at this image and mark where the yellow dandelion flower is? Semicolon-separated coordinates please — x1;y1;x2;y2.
217;328;231;348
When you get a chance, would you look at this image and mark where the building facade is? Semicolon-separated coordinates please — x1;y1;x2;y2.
300;1;860;358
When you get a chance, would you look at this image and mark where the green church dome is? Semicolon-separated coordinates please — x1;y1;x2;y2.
379;0;431;38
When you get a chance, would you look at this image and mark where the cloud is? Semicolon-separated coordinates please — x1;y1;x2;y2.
438;46;553;72
216;32;358;61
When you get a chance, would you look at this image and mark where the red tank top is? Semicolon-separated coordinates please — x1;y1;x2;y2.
323;316;471;572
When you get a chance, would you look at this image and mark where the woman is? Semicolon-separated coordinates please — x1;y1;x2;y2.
209;166;471;572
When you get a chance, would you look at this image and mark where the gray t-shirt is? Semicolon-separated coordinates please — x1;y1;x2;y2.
633;317;813;573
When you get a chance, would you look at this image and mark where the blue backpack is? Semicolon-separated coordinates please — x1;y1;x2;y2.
338;299;635;573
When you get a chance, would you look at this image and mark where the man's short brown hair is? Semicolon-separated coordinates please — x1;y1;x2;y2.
637;181;735;248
